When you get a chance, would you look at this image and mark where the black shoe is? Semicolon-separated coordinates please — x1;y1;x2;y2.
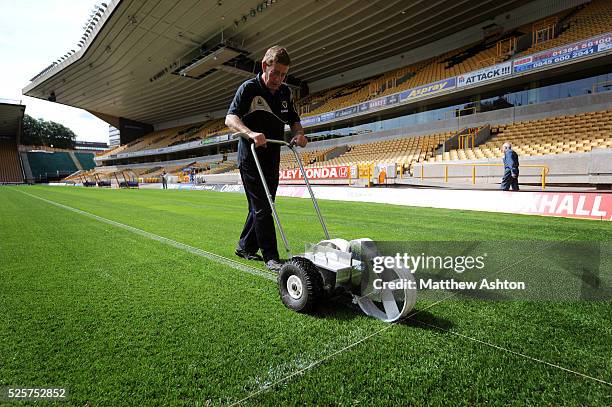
235;248;263;261
265;259;283;272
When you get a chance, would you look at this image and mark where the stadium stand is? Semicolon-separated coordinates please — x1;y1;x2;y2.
83;107;612;183
300;78;382;117
0;137;24;183
298;0;611;119
0;100;25;183
309;132;454;169
373;45;501;96
74;152;96;170
96;17;572;161
104;41;501;161
97;118;229;159
199;161;237;175
169;119;228;146
27;151;78;181
138;166;163;177
520;0;612;55
84;0;611;173
279;146;338;170
429;109;612;162
105;127;183;156
298;38;514;117
136;163;201;183
97;143;128;158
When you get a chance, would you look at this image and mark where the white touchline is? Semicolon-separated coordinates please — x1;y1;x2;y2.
229;299;449;406
17;190;275;282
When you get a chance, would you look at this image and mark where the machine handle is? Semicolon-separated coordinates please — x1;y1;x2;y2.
237;132;290;147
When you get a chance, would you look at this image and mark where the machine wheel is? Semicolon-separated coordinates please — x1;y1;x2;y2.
278;258;323;312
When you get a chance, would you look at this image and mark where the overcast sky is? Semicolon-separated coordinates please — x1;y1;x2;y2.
0;0;109;144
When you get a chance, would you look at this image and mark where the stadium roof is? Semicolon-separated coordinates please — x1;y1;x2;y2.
22;0;533;126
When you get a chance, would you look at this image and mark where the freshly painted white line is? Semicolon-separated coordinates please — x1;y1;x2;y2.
17;190;275;282
230;299;448;406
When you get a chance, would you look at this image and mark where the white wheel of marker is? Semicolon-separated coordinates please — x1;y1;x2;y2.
286;275;303;300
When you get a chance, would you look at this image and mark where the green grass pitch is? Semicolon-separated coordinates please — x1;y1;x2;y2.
0;185;610;406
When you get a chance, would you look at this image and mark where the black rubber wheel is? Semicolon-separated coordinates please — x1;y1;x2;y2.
278;258;323;313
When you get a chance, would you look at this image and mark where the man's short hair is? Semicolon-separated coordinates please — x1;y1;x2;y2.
503;142;512;149
263;46;291;66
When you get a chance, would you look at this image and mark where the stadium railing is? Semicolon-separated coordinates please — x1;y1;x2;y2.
418;162;549;189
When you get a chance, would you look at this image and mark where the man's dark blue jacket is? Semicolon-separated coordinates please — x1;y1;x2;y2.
503;148;519;176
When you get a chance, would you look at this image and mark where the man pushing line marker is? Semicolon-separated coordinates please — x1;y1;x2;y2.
225;46;307;272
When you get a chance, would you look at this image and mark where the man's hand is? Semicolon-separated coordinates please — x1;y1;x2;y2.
511;173;518;178
249;131;267;147
290;134;308;148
